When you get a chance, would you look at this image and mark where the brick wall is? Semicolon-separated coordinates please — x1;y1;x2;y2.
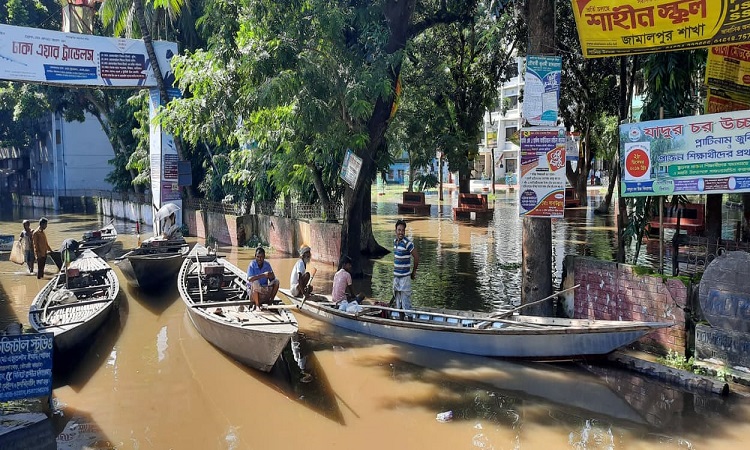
567;257;687;355
186;210;341;264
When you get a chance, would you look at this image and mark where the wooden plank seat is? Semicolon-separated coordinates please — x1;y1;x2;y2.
453;193;493;220
397;191;431;215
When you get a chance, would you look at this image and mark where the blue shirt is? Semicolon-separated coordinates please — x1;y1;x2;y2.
393;237;414;277
247;260;273;287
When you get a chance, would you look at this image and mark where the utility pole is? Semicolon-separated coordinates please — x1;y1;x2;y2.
521;0;556;316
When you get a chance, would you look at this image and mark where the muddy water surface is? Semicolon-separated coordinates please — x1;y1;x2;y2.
0;202;748;449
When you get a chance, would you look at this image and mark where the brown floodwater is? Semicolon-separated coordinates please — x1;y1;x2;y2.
1;197;749;449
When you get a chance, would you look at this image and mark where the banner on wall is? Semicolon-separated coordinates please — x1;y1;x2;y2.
570;0;750;58
149;89;182;232
523;55;561;126
619;109;750;197
0;23;176;87
519;127;567;218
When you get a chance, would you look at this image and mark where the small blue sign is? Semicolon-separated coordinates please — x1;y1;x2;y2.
0;333;54;402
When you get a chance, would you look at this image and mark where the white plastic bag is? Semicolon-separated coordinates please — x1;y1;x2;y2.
9;241;24;265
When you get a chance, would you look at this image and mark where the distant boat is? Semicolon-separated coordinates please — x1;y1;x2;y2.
178;244;298;372
115;238;190;291
28;249;120;352
278;290;672;359
78;222;118;258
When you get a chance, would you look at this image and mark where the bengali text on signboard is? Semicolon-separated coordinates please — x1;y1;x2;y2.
619;109;750;197
571;0;750;58
0;23;175;87
523;56;561;126
519;127;567;218
0;333;54;402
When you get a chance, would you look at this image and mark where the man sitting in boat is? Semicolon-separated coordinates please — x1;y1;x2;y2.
289;245;313;298
333;256;364;311
246;247;279;308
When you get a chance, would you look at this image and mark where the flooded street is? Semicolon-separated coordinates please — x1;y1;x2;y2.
1;194;750;449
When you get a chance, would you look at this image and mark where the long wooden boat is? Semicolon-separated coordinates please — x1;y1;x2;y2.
28;249;120;352
79;222;118;258
278;290;672;359
178;244;298;372
115;238;190;291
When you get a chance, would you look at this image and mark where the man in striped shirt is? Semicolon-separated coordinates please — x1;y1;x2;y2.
393;219;419;314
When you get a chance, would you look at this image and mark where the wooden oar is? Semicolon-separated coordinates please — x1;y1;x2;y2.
490;284;580;320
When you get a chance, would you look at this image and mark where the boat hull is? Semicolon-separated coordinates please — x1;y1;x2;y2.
28;250;119;352
281;291;671;359
179;244;297;372
116;245;188;291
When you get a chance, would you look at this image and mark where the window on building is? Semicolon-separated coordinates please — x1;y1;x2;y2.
505;95;518;111
505;126;517;141
506;62;518;78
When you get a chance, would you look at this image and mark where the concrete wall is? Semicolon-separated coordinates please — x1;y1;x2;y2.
60;112;114;191
563;256;688;355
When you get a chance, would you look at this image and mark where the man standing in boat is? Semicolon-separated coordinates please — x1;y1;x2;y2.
393;219;419;316
32;217;54;279
289;245;314;298
246;247;279;309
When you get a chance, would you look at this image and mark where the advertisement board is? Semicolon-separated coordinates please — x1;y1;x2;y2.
620;109;750;197
0;23;175;87
571;0;750;58
523;56;561;126
519;127;567;218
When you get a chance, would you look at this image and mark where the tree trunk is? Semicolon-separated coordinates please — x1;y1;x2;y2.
491;147;496;194
596;158;618;214
521;0;555;316
705;194;723;242
133;0;191;200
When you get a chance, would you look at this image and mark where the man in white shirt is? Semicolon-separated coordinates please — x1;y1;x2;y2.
290;245;313;297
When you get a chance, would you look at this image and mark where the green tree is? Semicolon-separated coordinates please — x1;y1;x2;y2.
163;0;505;271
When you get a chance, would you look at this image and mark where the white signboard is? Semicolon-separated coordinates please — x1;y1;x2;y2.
0;23;175;87
340;149;363;189
523;55;562;126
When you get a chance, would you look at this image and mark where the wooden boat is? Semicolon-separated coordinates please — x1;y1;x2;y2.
28;249;120;352
78;222;118;258
278;290;673;359
178;244;298;372
115;238;190;291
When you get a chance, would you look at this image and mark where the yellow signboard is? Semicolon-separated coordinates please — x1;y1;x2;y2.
706;44;750;104
571;0;750;58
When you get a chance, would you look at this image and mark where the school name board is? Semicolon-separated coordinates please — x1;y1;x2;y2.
0;23;176;87
571;0;750;58
620;109;750;197
519;127;567;218
0;333;54;402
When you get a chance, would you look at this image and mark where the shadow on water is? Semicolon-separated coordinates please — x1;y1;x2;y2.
268;336;347;425
50;406;113;449
52;294;128;391
121;274;180;315
296;320;747;444
178;311;346;426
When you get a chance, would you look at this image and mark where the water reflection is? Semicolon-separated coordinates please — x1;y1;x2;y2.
1;205;749;449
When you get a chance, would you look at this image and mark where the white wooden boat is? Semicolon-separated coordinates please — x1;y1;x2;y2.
278;290;673;359
29;250;120;352
116;238;189;291
178;244;298;372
